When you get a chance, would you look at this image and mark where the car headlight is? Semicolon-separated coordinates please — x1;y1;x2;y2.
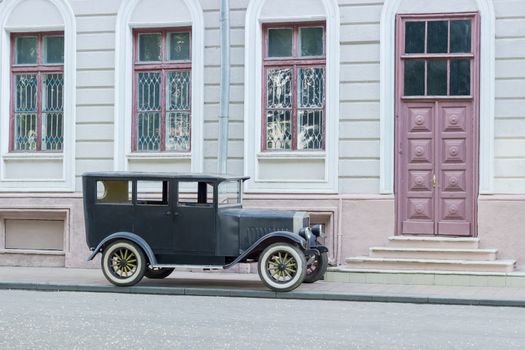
299;227;312;241
311;224;324;238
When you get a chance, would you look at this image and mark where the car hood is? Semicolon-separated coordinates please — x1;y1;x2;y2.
218;208;310;251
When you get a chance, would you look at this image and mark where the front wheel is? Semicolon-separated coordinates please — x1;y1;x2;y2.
101;240;146;287
303;251;328;283
258;243;306;292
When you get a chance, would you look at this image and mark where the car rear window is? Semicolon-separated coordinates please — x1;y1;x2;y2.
96;180;132;204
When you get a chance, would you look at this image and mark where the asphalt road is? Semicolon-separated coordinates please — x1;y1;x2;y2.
0;290;524;350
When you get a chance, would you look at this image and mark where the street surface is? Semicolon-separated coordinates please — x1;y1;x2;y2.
0;290;524;350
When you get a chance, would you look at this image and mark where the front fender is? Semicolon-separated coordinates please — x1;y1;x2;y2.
223;231;306;269
87;232;157;265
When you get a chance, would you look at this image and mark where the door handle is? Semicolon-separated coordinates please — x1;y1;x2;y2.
164;210;172;216
432;174;437;188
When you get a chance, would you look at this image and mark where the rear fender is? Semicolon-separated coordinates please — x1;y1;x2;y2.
87;232;157;265
223;231;306;269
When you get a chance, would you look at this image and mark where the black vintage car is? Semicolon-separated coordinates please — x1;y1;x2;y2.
83;172;328;292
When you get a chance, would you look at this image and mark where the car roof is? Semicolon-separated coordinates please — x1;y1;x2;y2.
83;171;250;182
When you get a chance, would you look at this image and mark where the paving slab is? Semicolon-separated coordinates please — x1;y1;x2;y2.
0;266;524;307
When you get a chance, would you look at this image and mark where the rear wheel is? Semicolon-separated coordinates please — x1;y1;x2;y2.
303;251;328;283
101;240;146;287
258;243;306;292
145;267;174;279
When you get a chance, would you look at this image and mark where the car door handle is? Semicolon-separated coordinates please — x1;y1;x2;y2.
164;210;173;216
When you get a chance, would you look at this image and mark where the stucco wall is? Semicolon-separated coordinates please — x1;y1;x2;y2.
0;0;524;268
72;0;120;190
493;0;525;193
0;0;522;195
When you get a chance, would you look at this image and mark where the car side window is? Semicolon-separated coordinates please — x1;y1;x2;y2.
96;180;132;204
178;181;214;207
136;180;169;206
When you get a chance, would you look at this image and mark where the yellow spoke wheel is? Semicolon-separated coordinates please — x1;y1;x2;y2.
258;243;306;292
101;240;146;287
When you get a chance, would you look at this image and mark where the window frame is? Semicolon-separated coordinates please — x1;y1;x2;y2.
132;27;192;153
10;31;64;152
261;22;326;151
176;181;215;207
398;13;478;99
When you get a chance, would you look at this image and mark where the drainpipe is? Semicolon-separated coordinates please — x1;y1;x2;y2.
217;0;230;174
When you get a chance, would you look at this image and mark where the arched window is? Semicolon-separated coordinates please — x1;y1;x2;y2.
244;0;339;193
114;0;204;173
0;0;76;191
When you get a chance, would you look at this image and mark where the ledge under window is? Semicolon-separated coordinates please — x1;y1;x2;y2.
0;249;64;255
2;152;63;161
126;152;191;160
256;151;326;160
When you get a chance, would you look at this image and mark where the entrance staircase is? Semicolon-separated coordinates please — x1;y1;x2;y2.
325;236;523;288
344;236;516;273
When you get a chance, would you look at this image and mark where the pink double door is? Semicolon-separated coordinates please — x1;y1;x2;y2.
395;13;479;236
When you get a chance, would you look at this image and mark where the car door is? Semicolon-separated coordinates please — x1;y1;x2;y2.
132;179;175;253
173;181;216;254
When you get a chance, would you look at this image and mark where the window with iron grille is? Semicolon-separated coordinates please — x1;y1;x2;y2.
262;23;326;151
11;33;64;152
133;28;192;152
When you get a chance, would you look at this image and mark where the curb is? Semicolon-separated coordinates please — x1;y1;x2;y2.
0;282;524;307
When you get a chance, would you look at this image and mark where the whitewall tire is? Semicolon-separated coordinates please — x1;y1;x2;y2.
258;243;306;292
101;240;146;287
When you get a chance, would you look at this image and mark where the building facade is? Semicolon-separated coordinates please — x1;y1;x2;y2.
0;0;524;271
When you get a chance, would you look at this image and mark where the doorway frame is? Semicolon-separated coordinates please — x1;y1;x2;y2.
394;12;480;236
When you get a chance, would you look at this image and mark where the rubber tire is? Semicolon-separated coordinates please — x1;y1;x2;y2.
303;251;328;283
258;243;306;292
101;240;146;287
144;267;174;279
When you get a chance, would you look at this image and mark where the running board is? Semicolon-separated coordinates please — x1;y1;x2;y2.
150;264;224;271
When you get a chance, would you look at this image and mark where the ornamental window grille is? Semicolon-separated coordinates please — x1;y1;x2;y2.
11;33;64;152
133;29;191;152
262;23;326;151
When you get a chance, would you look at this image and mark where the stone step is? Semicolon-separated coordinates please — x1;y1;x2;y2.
369;247;498;261
388;236;480;249
325;268;525;288
345;256;516;273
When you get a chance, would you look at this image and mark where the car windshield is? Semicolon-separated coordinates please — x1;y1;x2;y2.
218;180;241;206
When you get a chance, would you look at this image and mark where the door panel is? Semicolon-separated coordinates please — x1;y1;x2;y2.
437;103;473;236
400;103;436;234
133;180;174;252
174;181;216;254
397;101;475;236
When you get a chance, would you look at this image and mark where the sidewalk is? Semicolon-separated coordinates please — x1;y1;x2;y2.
0;266;524;307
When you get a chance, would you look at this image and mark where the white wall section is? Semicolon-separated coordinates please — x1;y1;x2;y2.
114;0;204;173
0;0;76;191
244;0;339;193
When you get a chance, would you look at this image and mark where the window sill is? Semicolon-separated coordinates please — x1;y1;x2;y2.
256;151;326;160
2;153;63;161
127;152;191;160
